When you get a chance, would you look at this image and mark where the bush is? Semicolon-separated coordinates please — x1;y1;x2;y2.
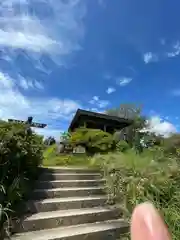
43;145;92;166
116;140;130;152
69;128;114;154
162;134;180;156
91;151;180;239
0;121;43;236
44;136;56;146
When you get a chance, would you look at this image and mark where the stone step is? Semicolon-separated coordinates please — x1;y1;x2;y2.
40;167;100;174
27;196;108;212
32;186;105;199
11;219;129;240
39;173;102;181
14;207;122;232
36;179;105;189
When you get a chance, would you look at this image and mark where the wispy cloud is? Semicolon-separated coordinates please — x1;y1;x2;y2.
0;0;86;69
116;77;132;86
167;41;180;58
0;71;81;130
106;87;116;94
143;52;158;64
0;71;14;89
89;96;109;109
18;75;44;90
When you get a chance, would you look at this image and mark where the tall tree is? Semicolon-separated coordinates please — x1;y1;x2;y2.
106;103;147;147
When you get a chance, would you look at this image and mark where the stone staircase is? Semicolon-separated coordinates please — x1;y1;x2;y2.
10;167;129;240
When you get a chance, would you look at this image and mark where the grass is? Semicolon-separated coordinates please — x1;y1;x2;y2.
43;145;180;239
43;144;92;167
91;149;180;240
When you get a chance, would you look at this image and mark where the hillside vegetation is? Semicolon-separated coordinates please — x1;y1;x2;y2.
90;144;180;239
0;121;44;238
1;103;180;239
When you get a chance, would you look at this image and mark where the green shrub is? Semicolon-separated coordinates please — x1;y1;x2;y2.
91;151;180;239
0;121;43;236
162;134;180;156
43;144;91;166
116;140;130;152
43;144;57;160
69;127;114;154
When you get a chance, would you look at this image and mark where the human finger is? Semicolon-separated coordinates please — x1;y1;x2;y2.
131;202;171;240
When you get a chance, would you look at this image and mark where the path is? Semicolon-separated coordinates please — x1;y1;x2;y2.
10;166;129;240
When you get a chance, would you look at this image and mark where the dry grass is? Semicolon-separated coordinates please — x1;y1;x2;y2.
91;150;180;239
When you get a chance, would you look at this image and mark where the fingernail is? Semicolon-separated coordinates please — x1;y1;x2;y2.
139;202;171;240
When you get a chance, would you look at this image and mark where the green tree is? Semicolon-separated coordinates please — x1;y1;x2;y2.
60;132;71;142
106;103;147;147
69;127;114;154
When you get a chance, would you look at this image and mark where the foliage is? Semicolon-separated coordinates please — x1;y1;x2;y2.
91;150;180;240
44;136;56;146
0;121;43;236
106;103;147;147
69;127;114;153
43;145;91;166
116;141;130;152
106;103;142;119
163;134;180;156
142;133;163;147
60;132;71;142
43;144;57;160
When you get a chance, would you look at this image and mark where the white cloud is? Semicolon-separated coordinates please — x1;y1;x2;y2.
167;41;180;58
0;71;81;138
93;96;99;101
0;0;86;67
106;87;116;94
34;128;63;141
0;71;14;89
98;100;109;108
143;52;158;64
144;116;176;137
89;96;109;109
90;108;100;112
0;29;59;53
116;77;132;86
18;75;44;90
34;80;44;90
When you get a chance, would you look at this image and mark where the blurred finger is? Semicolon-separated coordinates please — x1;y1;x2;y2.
131;202;171;240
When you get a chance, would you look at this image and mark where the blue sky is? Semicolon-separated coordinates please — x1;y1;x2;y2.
0;0;180;139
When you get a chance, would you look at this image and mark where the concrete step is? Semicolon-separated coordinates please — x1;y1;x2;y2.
14;207;122;232
39;173;102;181
36;179;105;189
11;219;129;240
27;196;108;212
32;186;105;199
40;167;100;174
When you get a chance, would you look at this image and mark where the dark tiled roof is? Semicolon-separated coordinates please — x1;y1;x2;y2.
68;109;133;131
